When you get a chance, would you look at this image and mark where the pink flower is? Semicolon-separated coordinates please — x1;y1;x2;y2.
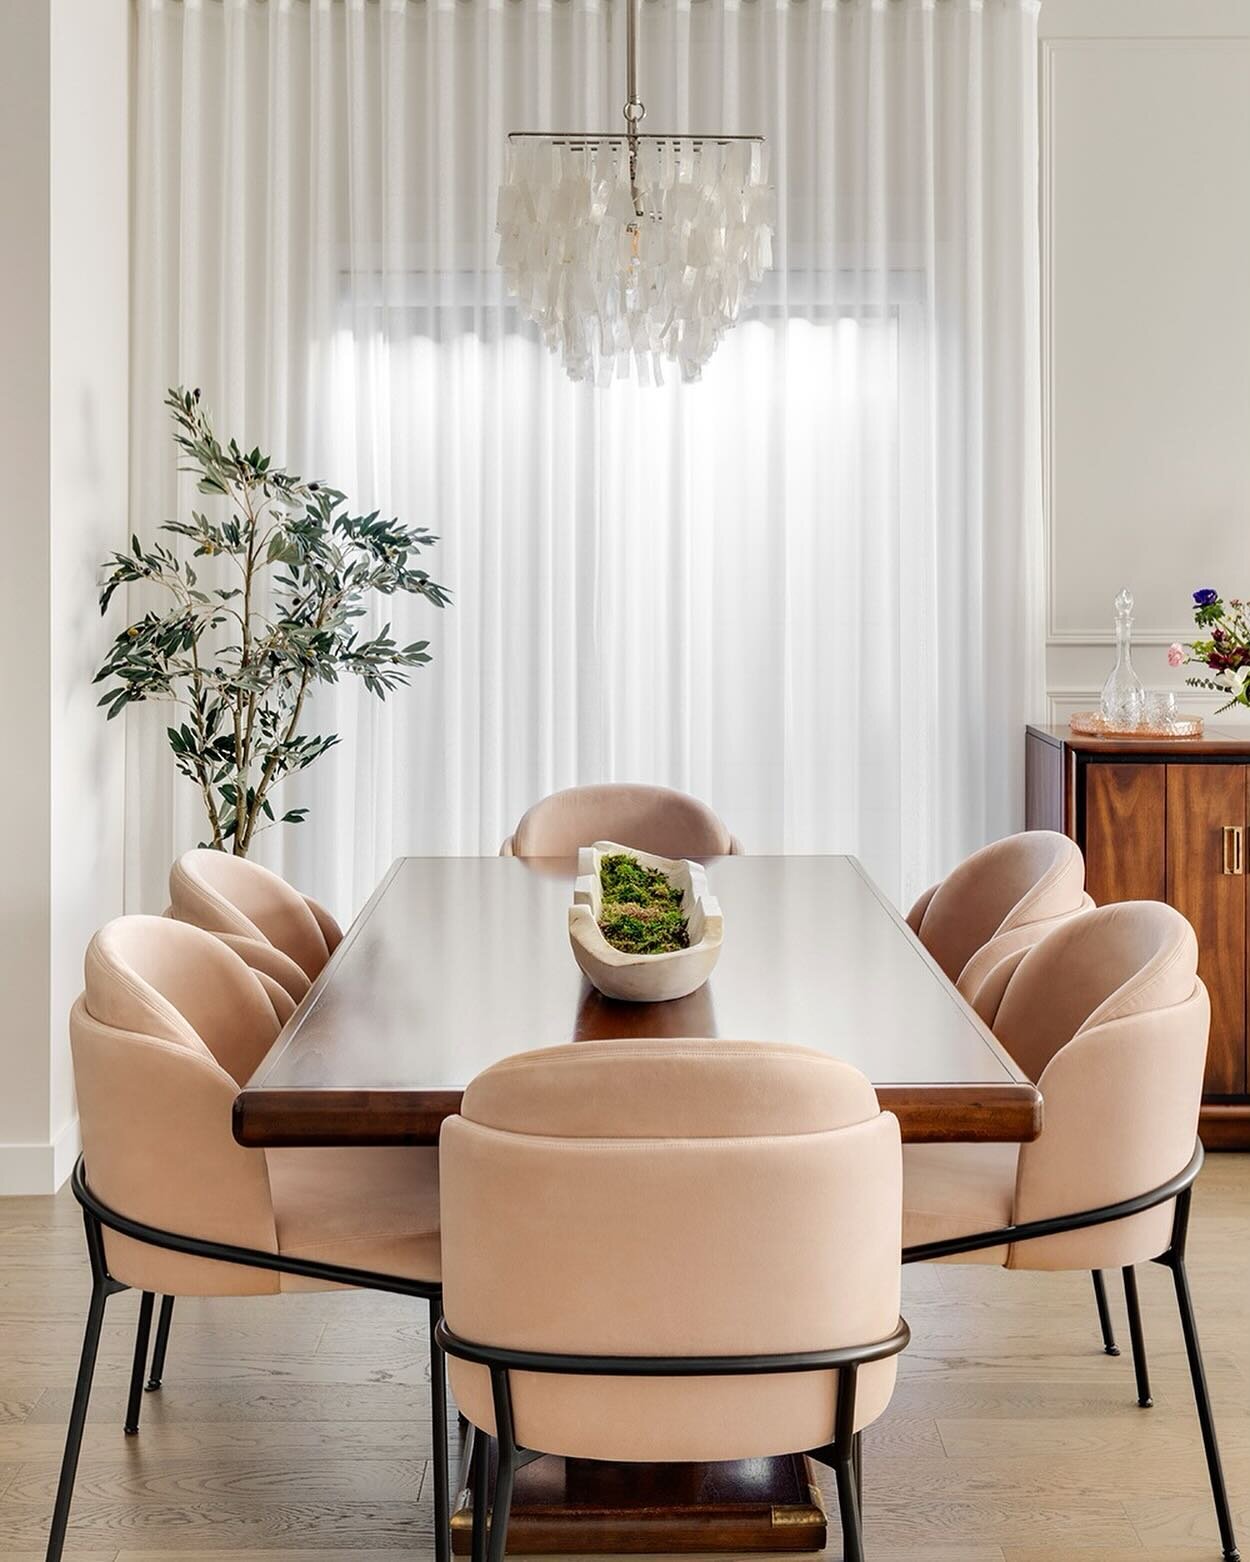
1168;642;1186;667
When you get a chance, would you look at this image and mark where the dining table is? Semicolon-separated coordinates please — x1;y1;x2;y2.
234;853;1042;1555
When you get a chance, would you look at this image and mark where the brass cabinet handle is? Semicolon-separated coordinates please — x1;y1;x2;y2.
1223;825;1244;875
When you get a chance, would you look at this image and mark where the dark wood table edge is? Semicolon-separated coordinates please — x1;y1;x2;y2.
234;854;1045;1149
234;1081;1043;1148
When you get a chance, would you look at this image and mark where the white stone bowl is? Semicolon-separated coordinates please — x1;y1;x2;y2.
568;840;724;1003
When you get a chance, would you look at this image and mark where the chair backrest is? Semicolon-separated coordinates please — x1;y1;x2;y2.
71;916;281;1296
501;784;740;859
440;1039;902;1464
907;831;1088;988
955;892;1095;1004
204;932;304;1015
976;901;1207;1271
169;849;340;982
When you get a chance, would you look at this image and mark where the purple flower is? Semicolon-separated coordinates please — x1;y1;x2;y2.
1194;588;1219;606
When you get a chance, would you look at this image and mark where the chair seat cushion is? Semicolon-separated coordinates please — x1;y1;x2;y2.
269;1145;441;1289
902;1141;1018;1265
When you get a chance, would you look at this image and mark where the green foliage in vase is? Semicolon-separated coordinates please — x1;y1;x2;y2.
597;852;689;954
95;387;450;854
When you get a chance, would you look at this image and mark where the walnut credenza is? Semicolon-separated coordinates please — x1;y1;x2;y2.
1026;723;1250;1150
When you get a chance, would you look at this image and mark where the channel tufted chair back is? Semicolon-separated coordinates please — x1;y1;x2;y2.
906;830;1091;999
979;901;1207;1272
501;784;741;858
440;1038;902;1465
55;914;448;1562
169;849;343;997
897;899;1235;1559
72;915;285;1296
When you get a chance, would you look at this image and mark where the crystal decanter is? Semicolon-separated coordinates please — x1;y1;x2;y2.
1100;587;1145;727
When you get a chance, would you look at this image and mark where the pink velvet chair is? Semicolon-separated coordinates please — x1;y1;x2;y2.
500;783;743;858
906;830;1092;998
48;916;446;1562
901;902;1238;1561
437;1039;908;1562
168;848;343;1001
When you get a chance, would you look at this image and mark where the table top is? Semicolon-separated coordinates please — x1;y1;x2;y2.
233;854;1042;1148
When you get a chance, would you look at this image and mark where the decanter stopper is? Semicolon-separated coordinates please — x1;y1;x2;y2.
1100;587;1145;726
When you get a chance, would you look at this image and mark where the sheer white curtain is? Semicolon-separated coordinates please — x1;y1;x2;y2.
129;0;1043;920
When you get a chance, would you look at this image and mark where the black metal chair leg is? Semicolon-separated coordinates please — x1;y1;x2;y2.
1121;1267;1153;1408
834;1455;864;1562
428;1299;451;1562
1092;1269;1119;1355
146;1295;174;1391
471;1429;490;1562
486;1366;528;1562
124;1292;155;1434
829;1362;865;1562
1169;1255;1240;1561
852;1429;863;1515
486;1440;515;1562
46;1278;114;1562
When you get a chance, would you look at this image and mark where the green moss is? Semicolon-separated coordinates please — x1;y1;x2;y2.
598;852;689;954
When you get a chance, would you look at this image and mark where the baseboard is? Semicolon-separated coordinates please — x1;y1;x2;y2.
0;1116;80;1195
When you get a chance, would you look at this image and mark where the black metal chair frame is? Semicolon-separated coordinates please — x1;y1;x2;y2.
46;1157;450;1562
900;1140;1239;1562
435;1314;911;1562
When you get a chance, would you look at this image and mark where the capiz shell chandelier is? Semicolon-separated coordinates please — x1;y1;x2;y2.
496;0;774;386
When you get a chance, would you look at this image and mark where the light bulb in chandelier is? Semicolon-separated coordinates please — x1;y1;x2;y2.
496;0;774;386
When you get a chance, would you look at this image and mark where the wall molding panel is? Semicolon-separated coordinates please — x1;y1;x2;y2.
1040;3;1250;723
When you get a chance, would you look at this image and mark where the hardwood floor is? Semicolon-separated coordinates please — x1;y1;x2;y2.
1;1156;1246;1561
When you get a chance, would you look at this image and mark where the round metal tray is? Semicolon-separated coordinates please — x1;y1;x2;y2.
1069;710;1205;740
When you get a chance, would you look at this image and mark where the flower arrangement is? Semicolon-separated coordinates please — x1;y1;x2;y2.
1169;589;1250;711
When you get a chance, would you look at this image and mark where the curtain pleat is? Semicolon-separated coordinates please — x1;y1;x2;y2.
128;0;1043;918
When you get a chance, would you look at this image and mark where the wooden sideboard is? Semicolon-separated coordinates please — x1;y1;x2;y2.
1026;723;1250;1149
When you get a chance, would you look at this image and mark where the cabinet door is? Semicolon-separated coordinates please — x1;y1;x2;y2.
1083;763;1166;905
1167;765;1247;1096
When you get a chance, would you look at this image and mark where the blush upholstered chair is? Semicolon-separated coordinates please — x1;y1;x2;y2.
901;902;1239;1561
49;916;447;1562
168;848;343;1002
500;783;742;858
437;1039;908;1562
906;830;1092;999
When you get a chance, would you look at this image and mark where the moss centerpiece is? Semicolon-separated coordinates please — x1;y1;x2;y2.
568;841;723;1002
597;852;691;954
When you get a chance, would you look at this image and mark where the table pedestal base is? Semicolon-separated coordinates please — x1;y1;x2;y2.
450;1451;828;1555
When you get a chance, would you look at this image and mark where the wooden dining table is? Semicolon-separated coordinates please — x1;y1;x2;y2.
234;853;1042;1555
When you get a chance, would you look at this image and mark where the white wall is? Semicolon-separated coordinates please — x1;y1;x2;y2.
0;0;128;1194
49;0;130;1178
1040;0;1250;725
0;0;55;1188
